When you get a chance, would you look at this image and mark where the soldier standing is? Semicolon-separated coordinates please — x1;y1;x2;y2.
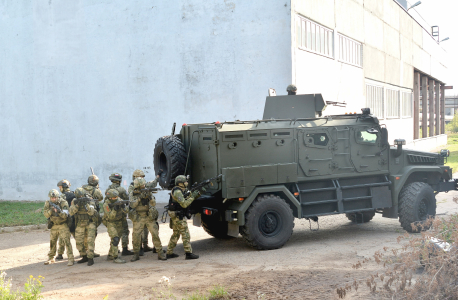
129;178;167;262
82;175;103;257
128;169;159;255
103;189;128;263
166;175;201;260
105;173;133;256
55;179;76;260
69;187;98;266
287;84;297;95
43;189;74;266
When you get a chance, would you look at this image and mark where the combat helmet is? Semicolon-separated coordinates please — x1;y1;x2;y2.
57;179;71;188
286;84;297;94
106;189;119;199
74;187;86;198
175;175;187;185
48;189;60;198
132;169;145;180
134;178;146;189
109;173;122;182
88;175;99;186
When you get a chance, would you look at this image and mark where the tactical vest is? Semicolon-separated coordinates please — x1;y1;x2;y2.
48;200;68;225
134;188;150;216
76;198;92;221
168;187;185;212
83;185;100;212
105;201;123;221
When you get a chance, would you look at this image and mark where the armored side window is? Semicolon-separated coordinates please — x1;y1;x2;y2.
356;130;377;144
306;133;329;146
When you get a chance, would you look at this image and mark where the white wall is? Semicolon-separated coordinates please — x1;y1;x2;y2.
0;0;292;200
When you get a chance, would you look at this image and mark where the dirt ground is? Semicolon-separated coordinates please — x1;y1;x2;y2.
1;191;457;300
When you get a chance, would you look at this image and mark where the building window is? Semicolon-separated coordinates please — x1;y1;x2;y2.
296;16;333;59
366;84;384;119
401;92;413;118
386;89;400;118
338;34;362;67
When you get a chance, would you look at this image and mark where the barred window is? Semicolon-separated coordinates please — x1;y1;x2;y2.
366;84;384;119
338;34;362;67
386;89;400;118
401;92;413;118
296;16;333;58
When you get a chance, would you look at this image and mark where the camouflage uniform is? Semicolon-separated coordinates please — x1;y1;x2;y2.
105;180;130;251
166;176;200;259
128;170;159;253
103;189;128;263
43;189;74;266
69;188;98;265
129;178;166;261
57;180;76;257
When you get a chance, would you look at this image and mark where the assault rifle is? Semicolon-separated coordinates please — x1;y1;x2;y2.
140;187;160;193
49;202;62;215
184;174;222;198
108;200;130;209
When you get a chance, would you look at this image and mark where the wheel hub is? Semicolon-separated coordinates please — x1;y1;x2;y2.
259;211;281;237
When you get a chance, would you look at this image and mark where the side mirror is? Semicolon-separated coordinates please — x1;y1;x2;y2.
440;149;450;157
380;128;389;146
394;139;406;157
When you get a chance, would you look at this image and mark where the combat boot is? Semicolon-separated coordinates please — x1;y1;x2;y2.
166;253;179;259
131;253;140;262
55;254;64;260
139;246;144;256
143;244;152;252
67;260;74;266
158;251;167;261
44;258;55;265
87;258;94;266
185;253;199;260
77;256;88;264
122;247;134;256
113;257;126;264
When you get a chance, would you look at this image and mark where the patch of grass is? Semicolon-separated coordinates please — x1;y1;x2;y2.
0;201;47;227
208;285;228;299
444;132;458;173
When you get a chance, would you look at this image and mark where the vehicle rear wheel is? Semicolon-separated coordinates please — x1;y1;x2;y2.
398;182;436;233
240;194;294;250
345;210;376;223
201;214;233;239
153;135;187;189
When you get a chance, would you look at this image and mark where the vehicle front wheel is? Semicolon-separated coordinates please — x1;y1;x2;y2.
240;194;294;250
398;182;436;233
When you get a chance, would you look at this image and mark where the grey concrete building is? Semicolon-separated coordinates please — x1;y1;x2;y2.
0;0;450;200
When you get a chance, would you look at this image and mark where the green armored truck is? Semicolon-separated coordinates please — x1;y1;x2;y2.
154;93;456;250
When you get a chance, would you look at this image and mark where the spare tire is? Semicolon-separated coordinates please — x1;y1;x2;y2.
154;135;187;189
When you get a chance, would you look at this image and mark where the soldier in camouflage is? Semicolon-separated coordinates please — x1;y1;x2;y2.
128;169;160;255
82;175;103;257
43;189;74;266
69;187;98;266
166;175;201;260
129;177;167;262
55;179;76;260
103;189;128;263
105;173;133;256
287;84;297;95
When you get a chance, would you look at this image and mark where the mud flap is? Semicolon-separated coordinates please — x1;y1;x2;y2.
227;222;239;237
193;213;202;227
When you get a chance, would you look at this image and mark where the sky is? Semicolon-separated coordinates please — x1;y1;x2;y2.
407;0;458;96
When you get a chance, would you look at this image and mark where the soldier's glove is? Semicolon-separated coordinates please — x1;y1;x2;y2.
191;190;200;198
59;212;67;218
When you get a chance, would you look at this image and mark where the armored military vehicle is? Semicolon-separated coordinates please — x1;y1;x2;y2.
153;93;456;250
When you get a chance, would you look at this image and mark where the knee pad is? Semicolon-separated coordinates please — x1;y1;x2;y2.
112;237;120;246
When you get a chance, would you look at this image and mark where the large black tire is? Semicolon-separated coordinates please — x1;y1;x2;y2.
201;214;233;239
153;135;187;189
398;182;436;233
345;210;376;223
240;194;294;250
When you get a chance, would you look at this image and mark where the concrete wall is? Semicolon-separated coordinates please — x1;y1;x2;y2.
0;0;292;200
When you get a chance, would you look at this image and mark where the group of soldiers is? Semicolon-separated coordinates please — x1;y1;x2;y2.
43;169;202;266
